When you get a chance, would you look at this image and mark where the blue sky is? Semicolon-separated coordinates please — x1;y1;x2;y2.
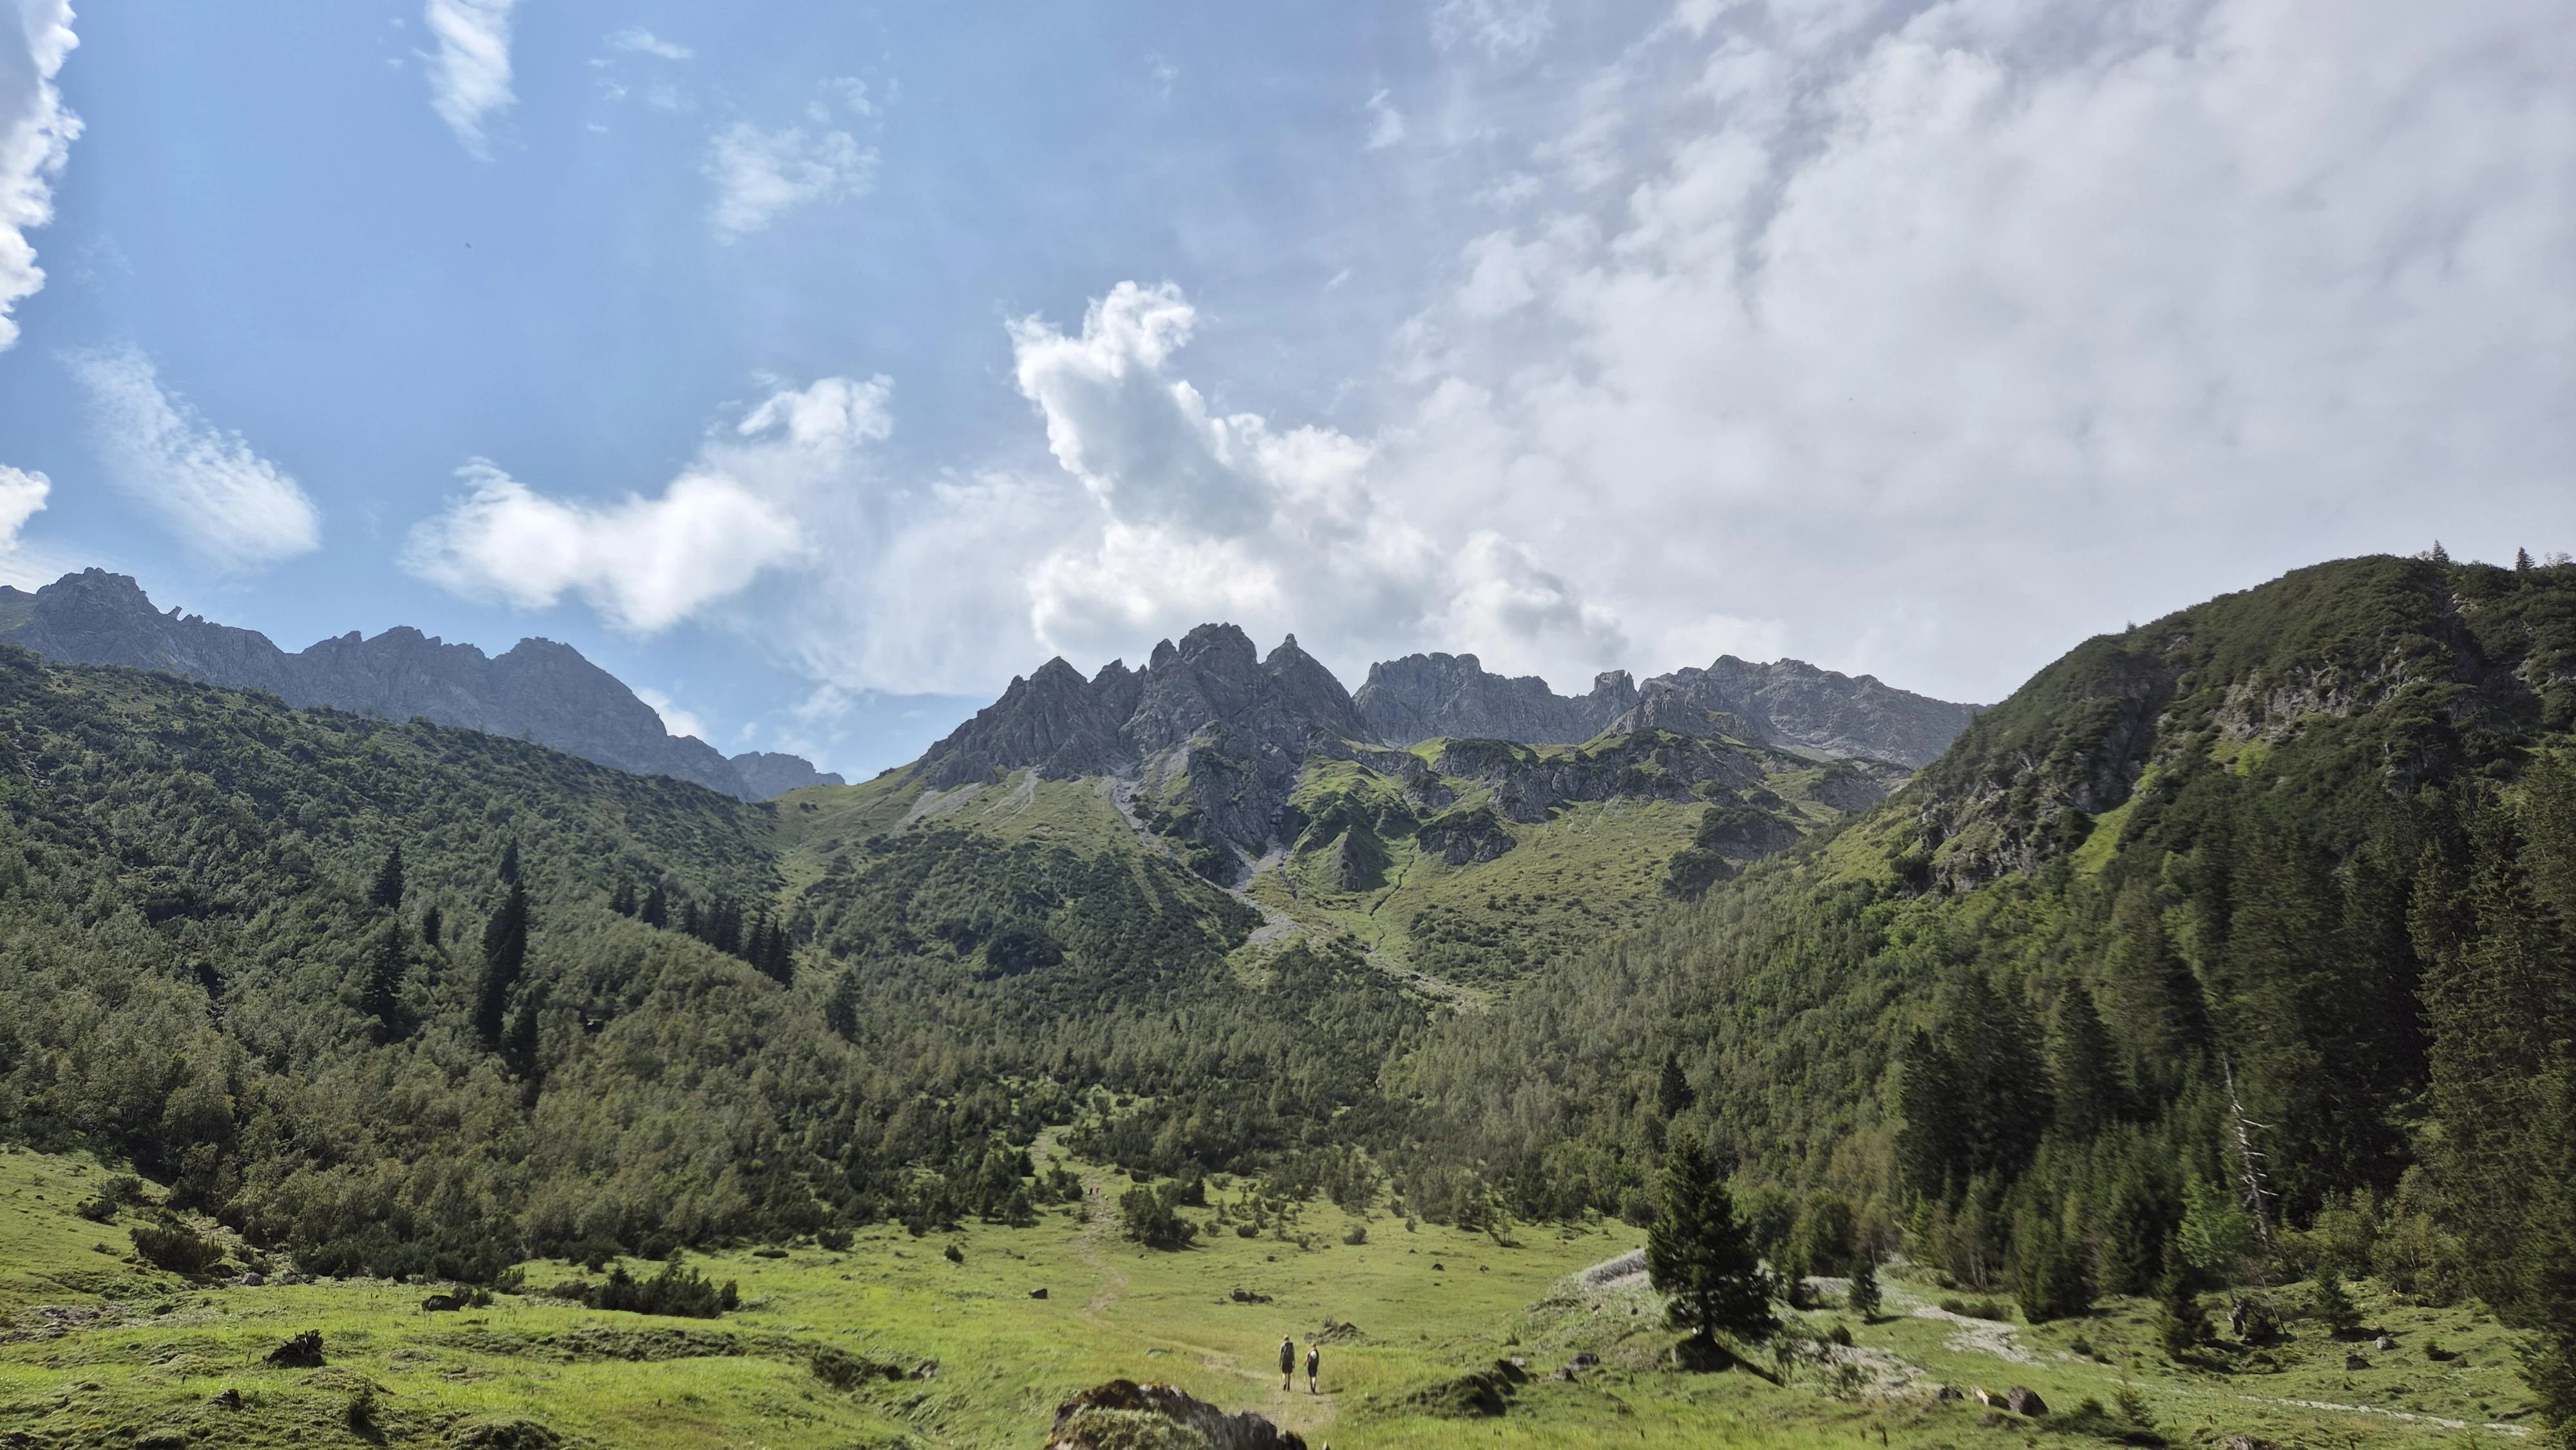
3;0;2573;776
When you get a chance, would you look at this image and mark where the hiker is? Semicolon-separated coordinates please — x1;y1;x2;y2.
1306;1340;1320;1394
1280;1334;1296;1390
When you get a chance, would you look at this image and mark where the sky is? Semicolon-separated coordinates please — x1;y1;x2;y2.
0;0;2570;777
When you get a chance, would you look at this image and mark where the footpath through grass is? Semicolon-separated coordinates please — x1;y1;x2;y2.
0;1142;2546;1448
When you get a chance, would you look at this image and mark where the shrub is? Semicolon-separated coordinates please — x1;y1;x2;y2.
131;1221;225;1276
1938;1296;2010;1322
1343;1223;1368;1246
547;1261;737;1318
1119;1185;1199;1250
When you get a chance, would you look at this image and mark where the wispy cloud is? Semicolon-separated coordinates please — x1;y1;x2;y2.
68;346;323;571
1364;90;1405;150
607;28;691;61
705;122;875;240
0;0;80;350
422;0;518;157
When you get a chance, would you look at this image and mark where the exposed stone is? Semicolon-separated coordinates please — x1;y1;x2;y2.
2004;1385;2047;1417
1044;1379;1307;1449
728;751;847;797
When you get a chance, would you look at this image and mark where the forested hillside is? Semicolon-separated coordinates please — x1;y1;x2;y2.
8;552;2576;1440
1391;552;2576;1428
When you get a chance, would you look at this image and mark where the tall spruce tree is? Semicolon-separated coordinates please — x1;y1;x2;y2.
360;923;408;1042
369;844;405;912
1646;1140;1776;1348
475;881;530;1048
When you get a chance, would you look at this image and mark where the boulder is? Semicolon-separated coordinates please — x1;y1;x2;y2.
2345;1352;2372;1371
1030;1286;1049;1299
2004;1386;2047;1417
1044;1379;1307;1449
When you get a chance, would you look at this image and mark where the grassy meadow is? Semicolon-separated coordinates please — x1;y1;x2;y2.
1;1140;2544;1449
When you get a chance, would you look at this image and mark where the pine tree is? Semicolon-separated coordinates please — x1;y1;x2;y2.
498;838;520;884
360;923;408;1042
1646;1140;1777;1348
419;902;443;947
502;982;547;1084
475;881;530;1048
2518;547;2537;572
609;880;636;916
2310;1265;2358;1337
1847;1254;1883;1320
1894;1031;1962;1200
2050;990;2126;1140
2155;1262;2206;1358
369;845;405;911
1657;1052;1696;1118
641;881;668;929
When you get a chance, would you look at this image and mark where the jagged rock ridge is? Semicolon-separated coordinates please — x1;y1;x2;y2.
0;570;840;800
1356;649;1975;767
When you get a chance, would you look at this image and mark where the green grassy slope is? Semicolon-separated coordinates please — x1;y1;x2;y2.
3;1142;2537;1449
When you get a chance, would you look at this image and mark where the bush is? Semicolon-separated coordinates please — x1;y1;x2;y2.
131;1221;226;1276
816;1227;853;1252
1119;1185;1199;1250
1938;1296;2011;1321
1343;1223;1368;1246
547;1261;738;1318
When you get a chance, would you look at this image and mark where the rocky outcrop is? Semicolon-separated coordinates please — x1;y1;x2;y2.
914;625;1367;881
1043;1379;1306;1450
729;752;848;798
1353;646;1974;766
0;570;831;800
1354;652;1636;745
1648;657;1978;767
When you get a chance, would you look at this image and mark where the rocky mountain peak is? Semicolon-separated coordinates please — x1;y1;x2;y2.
0;570;837;800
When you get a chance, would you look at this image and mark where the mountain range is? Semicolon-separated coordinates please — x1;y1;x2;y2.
2;550;2574;1442
0;570;844;800
0;568;1973;823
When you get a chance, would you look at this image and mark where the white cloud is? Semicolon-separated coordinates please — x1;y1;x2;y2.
705;121;876;240
632;686;708;740
607;28;691;61
422;0;518;157
68;346;322;571
0;464;53;587
0;0;79;350
402;375;888;632
1365;90;1406;150
1432;0;1553;59
991;281;1606;684
1374;0;2576;700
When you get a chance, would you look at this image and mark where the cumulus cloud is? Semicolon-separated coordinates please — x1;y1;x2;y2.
68;346;322;570
991;281;1608;683
632;686;708;740
0;0;79;350
422;0;518;156
706;120;875;240
403;375;890;632
0;464;52;586
1378;0;2576;699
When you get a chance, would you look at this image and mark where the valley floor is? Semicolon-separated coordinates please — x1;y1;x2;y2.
0;1142;2542;1448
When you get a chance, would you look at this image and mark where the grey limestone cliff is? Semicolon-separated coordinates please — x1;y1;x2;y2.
0;570;833;800
730;751;848;797
1352;652;1636;746
1352;647;1975;767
